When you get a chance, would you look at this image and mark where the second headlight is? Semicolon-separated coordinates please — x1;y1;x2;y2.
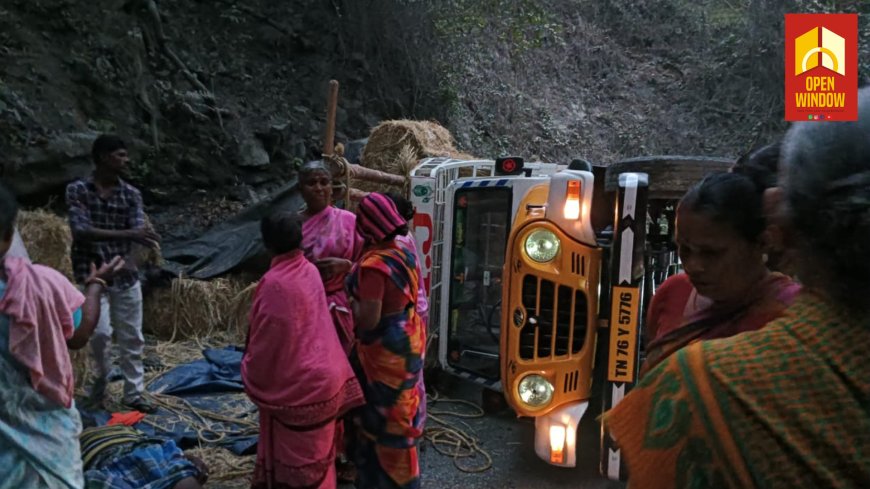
524;228;560;263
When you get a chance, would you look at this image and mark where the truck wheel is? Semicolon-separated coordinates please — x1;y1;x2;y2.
604;156;733;200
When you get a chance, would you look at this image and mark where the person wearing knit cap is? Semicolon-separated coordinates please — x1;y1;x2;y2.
346;193;426;489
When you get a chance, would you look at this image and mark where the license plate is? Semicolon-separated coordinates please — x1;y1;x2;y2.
607;286;640;383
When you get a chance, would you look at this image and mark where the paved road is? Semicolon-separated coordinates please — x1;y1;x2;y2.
214;372;624;489
389;375;625;489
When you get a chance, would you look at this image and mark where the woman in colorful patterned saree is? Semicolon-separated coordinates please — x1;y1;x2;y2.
347;193;426;489
605;87;870;489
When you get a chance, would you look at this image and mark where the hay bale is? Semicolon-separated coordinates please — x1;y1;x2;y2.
227;281;257;340
132;214;164;268
354;120;474;195
70;348;91;395
142;286;175;339
143;276;254;342
362;119;470;174
17;209;74;279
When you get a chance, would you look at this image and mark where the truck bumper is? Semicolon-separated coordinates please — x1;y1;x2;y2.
534;401;589;468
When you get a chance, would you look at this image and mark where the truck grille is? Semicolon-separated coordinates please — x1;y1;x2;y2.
570;252;586;276
563;370;581;393
518;275;588;360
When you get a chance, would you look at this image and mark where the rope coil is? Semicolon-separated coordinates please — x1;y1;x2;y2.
424;391;494;473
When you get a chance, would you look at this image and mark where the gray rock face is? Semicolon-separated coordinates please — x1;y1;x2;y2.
237;138;271;167
344;138;368;165
6;131;99;196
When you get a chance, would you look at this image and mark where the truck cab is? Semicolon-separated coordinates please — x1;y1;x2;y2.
409;155;732;477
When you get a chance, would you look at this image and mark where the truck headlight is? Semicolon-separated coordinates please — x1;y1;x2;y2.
524;229;560;263
518;374;554;407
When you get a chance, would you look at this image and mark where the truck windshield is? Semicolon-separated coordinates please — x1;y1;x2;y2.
446;187;512;380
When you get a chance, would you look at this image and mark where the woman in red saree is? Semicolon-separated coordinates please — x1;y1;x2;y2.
242;211;364;489
641;170;800;376
298;161;364;355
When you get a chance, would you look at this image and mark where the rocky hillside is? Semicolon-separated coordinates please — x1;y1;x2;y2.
1;0;867;242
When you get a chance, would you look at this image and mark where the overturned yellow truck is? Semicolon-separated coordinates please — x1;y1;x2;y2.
408;155;731;479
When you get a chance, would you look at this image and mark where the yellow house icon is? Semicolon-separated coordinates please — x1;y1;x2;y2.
795;27;846;76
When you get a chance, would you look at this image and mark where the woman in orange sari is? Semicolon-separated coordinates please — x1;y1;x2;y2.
605;87;870;488
243;212;364;489
346;193;426;489
641;170;800;376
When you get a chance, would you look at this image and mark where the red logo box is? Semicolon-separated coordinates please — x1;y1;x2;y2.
785;13;858;121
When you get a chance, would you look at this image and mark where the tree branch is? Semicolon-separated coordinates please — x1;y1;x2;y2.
141;0;212;97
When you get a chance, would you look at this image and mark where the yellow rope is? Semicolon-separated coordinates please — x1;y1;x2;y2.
424;392;494;473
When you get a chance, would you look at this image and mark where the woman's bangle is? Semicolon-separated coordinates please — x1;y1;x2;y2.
86;277;108;288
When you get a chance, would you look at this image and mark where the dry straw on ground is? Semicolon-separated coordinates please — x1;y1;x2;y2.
70;348;91;394
93;334;258;484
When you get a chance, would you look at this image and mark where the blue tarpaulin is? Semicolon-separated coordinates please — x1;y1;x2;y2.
78;346;258;456
134;394;258;455
148;347;245;396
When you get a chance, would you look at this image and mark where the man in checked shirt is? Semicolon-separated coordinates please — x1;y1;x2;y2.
66;135;160;413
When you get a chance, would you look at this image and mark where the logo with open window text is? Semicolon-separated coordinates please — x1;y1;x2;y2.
785;14;857;121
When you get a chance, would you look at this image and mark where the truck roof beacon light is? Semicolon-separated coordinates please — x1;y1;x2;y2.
496;156;524;175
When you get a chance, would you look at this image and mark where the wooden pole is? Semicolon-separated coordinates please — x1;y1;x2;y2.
323;80;339;156
347;164;405;187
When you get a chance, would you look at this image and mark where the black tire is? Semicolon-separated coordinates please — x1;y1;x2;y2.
604;156;733;200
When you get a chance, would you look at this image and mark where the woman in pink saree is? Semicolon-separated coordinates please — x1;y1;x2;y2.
242;212;365;489
298;161;364;354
